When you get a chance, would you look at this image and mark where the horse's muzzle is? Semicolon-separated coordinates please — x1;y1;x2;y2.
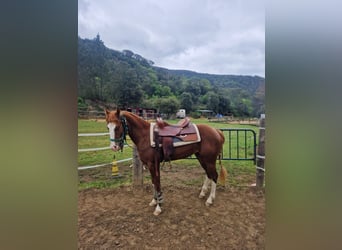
111;145;120;152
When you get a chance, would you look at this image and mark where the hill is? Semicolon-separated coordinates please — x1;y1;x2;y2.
78;35;265;117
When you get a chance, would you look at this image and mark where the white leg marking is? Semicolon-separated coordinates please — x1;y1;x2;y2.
149;198;157;207
153;204;162;216
205;181;217;206
199;176;210;198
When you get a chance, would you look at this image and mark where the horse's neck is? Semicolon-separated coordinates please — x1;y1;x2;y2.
122;111;150;145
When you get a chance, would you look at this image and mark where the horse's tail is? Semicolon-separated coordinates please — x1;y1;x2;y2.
218;151;228;186
217;128;225;142
217;129;228;186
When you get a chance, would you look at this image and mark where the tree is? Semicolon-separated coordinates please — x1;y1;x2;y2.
154;96;180;118
77;37;264;117
233;101;250;117
218;95;231;115
155;85;172;97
180;92;193;112
116;68;143;108
207;92;219;113
184;79;201;103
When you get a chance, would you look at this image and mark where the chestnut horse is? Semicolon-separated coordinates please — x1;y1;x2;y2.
105;108;226;216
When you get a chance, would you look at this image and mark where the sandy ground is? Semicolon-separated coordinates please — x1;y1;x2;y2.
78;165;265;249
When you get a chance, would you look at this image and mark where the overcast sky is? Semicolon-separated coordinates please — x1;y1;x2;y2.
78;0;264;77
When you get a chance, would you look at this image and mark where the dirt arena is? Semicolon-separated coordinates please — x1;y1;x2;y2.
78;165;265;249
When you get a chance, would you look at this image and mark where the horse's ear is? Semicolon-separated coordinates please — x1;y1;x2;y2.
116;108;121;118
104;109;110;119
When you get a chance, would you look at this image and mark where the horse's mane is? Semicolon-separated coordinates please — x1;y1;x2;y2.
121;111;151;128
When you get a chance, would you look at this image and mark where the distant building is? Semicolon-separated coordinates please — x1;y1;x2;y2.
176;109;186;118
197;109;214;118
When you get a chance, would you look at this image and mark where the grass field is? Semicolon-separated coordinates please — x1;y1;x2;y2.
78;118;260;189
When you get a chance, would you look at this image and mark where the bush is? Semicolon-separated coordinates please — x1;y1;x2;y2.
189;111;201;119
78;97;87;109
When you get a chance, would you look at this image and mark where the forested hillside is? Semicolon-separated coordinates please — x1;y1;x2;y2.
78;35;265;117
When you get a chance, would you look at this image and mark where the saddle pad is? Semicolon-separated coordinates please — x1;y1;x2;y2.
150;123;201;148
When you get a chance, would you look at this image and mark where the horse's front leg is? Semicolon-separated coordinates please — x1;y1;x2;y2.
151;189;163;216
148;172;157;207
153;164;163;216
149;193;157;207
148;162;163;216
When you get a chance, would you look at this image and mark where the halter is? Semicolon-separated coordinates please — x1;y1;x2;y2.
109;116;129;151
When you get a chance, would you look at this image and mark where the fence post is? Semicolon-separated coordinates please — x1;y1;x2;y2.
256;114;265;188
132;145;143;188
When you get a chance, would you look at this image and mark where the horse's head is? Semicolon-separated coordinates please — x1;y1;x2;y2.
105;108;127;152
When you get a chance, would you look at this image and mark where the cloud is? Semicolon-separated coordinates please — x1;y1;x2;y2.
78;0;265;77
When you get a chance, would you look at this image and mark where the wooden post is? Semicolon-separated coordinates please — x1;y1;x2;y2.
132;145;143;188
256;114;265;188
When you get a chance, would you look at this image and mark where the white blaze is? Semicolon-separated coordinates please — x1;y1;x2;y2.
107;123;116;148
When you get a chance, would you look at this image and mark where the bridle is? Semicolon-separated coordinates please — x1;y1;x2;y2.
109;116;129;151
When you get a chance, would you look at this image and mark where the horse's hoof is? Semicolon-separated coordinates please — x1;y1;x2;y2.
153;205;162;216
199;193;205;199
149;199;157;207
153;210;161;216
205;200;213;207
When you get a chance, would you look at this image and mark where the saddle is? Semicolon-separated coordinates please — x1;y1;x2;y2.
156;117;192;136
154;117;199;161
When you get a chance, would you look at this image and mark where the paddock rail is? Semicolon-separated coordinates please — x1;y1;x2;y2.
78;114;265;188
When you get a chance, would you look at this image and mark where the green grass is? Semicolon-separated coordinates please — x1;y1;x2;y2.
78;119;108;133
78;143;134;167
78;178;130;189
78;119;134;166
78;118;260;189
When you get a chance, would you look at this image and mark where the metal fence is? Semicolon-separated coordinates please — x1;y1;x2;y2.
220;128;257;163
187;128;257;164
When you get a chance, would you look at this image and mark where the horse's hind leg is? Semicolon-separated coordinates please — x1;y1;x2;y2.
199;175;211;198
196;154;210;198
197;155;219;206
205;162;218;206
196;154;218;206
205;179;217;206
199;175;217;206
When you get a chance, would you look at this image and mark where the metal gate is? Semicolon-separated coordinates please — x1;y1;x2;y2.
219;128;257;164
188;128;257;163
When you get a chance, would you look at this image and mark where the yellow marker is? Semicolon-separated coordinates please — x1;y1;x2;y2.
112;160;119;177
